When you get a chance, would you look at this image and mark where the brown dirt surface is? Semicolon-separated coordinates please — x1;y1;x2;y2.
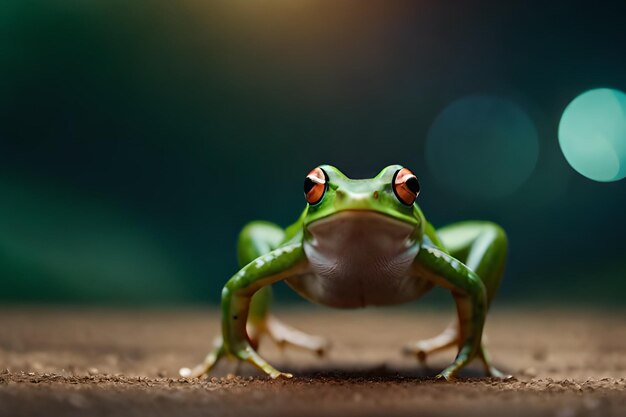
1;306;625;416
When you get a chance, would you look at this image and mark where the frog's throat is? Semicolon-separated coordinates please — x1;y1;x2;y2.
305;209;416;232
305;210;416;243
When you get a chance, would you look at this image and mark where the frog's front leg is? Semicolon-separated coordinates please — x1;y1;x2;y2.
405;221;508;378
221;243;308;378
412;246;487;380
181;220;326;378
182;243;308;379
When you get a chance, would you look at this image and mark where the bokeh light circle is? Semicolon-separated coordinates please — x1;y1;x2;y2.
426;95;539;200
558;88;626;182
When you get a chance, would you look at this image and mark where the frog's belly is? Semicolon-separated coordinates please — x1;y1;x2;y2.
286;211;431;308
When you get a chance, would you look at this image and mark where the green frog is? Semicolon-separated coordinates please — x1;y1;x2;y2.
180;165;508;380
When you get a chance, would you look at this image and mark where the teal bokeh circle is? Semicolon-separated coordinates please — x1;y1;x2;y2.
558;88;626;182
426;95;539;199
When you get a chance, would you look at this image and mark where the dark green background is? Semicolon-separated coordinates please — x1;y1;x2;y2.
1;1;625;305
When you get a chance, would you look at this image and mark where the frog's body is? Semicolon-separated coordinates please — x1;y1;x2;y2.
291;211;425;308
181;165;508;380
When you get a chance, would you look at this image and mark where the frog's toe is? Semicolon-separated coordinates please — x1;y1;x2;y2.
435;363;461;381
270;371;294;379
485;364;512;379
314;341;331;357
479;345;511;379
434;372;453;382
180;338;224;378
266;315;330;356
402;343;434;363
403;326;457;363
179;364;208;378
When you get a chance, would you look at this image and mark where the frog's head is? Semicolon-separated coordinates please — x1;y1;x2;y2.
302;165;423;233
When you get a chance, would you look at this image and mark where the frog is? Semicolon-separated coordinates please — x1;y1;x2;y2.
180;165;508;380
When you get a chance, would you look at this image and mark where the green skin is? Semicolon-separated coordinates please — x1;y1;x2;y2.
181;165;508;380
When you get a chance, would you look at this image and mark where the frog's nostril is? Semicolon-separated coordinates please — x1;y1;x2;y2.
372;191;379;200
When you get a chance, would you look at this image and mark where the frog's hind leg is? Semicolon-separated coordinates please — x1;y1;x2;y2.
437;221;507;306
264;315;328;355
246;289;328;355
405;221;508;377
402;324;457;363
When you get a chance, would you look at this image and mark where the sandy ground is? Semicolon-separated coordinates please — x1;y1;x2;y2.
0;306;625;417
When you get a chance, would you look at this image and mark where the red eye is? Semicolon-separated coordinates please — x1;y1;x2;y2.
304;167;328;205
392;168;420;205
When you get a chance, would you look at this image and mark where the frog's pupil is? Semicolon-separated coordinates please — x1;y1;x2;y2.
406;176;420;194
304;177;316;194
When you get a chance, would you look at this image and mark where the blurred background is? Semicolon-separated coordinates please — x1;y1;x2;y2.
1;0;625;306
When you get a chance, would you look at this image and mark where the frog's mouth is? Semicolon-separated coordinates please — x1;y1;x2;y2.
306;210;415;246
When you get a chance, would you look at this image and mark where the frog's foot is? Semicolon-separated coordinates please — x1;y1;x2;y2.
403;325;457;363
179;336;224;378
178;317;323;379
265;315;330;356
430;344;510;381
479;345;511;379
179;335;293;379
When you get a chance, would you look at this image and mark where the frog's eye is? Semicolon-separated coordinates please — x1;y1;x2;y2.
392;168;420;206
304;167;328;205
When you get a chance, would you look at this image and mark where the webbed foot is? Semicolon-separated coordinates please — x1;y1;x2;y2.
179;316;326;379
179;335;293;379
430;347;510;381
404;326;509;380
479;345;511;379
179;336;224;378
